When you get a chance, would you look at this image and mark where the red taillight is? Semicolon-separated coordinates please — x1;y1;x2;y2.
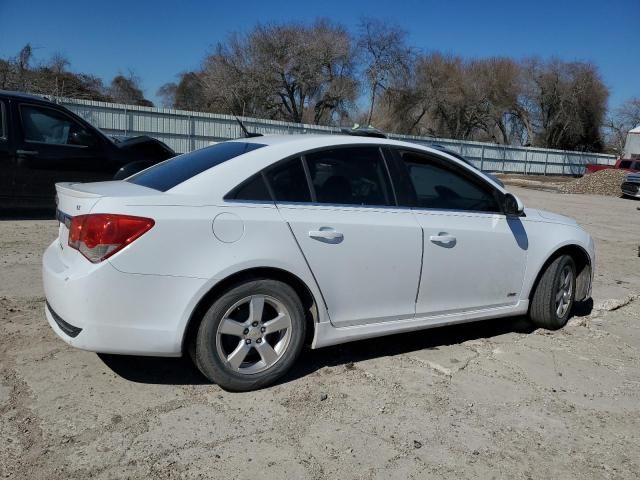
68;214;155;263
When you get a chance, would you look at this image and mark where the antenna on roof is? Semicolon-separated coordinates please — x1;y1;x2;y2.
220;93;263;138
233;114;263;138
341;123;388;139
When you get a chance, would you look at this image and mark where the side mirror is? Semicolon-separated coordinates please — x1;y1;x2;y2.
503;193;524;216
70;130;97;147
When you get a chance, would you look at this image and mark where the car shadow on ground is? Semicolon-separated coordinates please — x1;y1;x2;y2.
97;314;543;387
98;353;210;385
281;315;537;386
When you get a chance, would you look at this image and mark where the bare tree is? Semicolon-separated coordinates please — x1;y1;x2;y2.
619;97;640;127
357;18;412;125
45;53;71;96
156;82;177;108
605;97;640;154
158;72;207;110
108;72;153;106
521;58;607;151
198;19;358;124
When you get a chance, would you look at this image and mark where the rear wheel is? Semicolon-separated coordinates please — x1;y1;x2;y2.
193;279;306;391
529;255;576;329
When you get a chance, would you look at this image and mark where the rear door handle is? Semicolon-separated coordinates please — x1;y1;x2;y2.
309;229;344;242
429;233;456;246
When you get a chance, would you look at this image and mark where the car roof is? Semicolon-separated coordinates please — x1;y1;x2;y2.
169;134;506;199
0;89;54;104
227;133;431;150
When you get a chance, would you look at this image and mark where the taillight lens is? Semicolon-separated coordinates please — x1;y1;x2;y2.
68;214;155;263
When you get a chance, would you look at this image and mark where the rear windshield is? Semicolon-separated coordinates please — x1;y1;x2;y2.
128;142;266;191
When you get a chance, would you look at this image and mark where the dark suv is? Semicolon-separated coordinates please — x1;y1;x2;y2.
0;90;175;210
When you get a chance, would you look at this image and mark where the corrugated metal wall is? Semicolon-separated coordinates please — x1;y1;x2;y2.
59;97;617;175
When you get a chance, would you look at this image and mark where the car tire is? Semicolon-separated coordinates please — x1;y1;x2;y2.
529;254;576;330
193;279;306;391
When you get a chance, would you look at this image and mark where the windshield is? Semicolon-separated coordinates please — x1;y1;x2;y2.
128;142;266;191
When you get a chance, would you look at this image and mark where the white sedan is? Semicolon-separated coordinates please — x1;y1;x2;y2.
43;135;594;391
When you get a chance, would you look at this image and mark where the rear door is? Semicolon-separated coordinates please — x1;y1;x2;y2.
392;148;528;318
267;147;422;327
13;102;112;206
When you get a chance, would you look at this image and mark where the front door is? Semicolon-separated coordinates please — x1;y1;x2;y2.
394;148;528;318
13;102;111;207
0;99;14;208
266;147;422;327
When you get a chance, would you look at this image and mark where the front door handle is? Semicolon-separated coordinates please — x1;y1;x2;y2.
429;233;456;246
16;149;39;156
309;228;344;242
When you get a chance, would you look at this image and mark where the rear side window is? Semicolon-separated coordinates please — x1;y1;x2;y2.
230;174;271;201
264;158;311;202
400;151;500;212
620;160;632;168
305;147;393;206
129;142;266;192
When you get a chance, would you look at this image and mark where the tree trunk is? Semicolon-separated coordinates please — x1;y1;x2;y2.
367;83;378;126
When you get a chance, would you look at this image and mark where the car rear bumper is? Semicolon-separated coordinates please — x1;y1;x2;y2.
43;239;207;356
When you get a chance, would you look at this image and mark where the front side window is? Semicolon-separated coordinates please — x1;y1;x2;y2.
400;150;500;212
264;157;311;202
305;147;393;206
20;105;95;146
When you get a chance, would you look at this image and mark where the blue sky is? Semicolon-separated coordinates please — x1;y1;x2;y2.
0;0;637;109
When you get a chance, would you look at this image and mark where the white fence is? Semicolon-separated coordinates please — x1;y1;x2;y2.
58;97;617;176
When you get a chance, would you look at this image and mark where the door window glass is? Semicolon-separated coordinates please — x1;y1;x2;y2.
19;105;95;146
229;174;272;201
265;158;311;202
305;147;393;206
400;151;500;212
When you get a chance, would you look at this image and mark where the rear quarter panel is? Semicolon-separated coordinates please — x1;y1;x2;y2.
96;197;327;324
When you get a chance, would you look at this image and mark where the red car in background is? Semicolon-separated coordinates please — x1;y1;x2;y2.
586;126;640;174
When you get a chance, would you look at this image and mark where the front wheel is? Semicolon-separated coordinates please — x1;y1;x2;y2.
529;255;576;329
193;279;306;391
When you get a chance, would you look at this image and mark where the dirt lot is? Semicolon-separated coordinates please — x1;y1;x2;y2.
1;187;639;479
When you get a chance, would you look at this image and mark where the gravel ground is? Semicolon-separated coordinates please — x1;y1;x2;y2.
1;188;639;479
559;170;628;196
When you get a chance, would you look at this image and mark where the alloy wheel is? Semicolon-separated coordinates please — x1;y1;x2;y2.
555;265;574;318
215;295;292;374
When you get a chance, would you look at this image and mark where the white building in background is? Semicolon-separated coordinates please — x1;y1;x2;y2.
623;126;640;160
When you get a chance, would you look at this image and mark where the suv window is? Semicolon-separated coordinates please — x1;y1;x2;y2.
264;157;311;202
129;141;266;192
399;150;500;212
620;160;632;168
0;101;5;140
305;147;393;206
20;105;95;146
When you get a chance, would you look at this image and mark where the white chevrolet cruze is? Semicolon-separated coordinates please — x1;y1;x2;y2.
43;134;594;391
